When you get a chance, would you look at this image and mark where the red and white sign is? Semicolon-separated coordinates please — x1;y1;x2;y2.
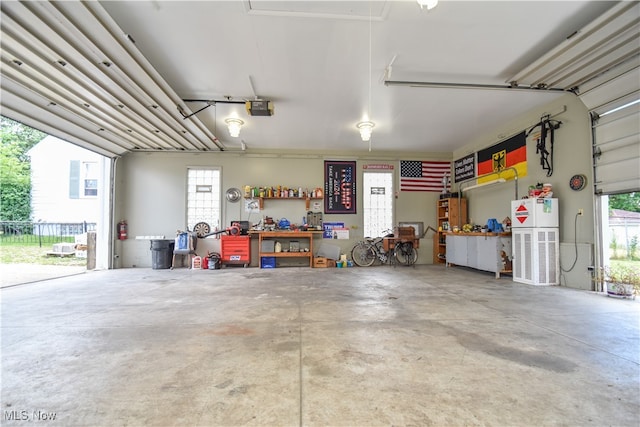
515;204;529;224
363;164;394;170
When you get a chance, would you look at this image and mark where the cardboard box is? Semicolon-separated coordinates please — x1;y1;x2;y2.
313;257;328;268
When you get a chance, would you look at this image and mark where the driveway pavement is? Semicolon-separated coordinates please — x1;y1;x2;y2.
0;263;86;288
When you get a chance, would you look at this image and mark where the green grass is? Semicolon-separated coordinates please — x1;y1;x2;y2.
0;241;87;266
610;259;640;271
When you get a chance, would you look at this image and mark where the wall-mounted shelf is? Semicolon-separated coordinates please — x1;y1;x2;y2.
246;196;323;210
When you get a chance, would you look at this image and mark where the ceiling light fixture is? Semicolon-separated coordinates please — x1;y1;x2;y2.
225;118;244;138
356;4;375;150
417;0;438;10
356;121;375;142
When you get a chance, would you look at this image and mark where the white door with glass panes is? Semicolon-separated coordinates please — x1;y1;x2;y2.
363;171;393;238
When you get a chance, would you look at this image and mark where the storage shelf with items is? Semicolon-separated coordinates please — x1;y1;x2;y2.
433;197;467;264
244;185;323;210
251;231;322;267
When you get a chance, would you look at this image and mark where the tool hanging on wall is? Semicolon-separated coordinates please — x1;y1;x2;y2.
526;114;562;177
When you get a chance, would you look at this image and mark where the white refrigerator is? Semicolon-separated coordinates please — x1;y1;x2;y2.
511;198;559;285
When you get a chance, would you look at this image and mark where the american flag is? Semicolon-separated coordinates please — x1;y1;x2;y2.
400;160;452;192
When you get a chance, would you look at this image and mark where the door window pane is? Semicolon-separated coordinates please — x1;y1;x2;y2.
363;171;393;237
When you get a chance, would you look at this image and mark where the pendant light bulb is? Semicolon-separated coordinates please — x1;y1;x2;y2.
357;121;375;142
225;118;244;138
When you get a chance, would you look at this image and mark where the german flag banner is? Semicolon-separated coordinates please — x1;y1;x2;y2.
477;131;527;183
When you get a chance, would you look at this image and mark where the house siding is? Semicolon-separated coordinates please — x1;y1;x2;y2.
28;136;104;223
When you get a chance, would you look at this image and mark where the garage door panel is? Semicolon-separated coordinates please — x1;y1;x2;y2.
597;137;640;163
594;93;640;126
586;72;640;194
580;67;640;112
595;174;640;194
553;36;640;91
594;139;640;193
594;110;640;142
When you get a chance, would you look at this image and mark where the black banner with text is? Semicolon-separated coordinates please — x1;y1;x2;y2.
324;160;356;214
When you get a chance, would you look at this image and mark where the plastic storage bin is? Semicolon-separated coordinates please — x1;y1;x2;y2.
261;257;276;268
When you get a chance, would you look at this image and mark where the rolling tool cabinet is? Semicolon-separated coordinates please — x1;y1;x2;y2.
220;235;251;267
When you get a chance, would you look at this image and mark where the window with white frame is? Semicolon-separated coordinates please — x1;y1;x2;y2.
187;168;221;232
69;160;98;198
82;162;98;197
363;171;393;237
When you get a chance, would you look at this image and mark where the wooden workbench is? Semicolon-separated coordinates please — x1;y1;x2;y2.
250;231;323;267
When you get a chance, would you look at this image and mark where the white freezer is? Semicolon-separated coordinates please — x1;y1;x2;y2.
511;198;559;228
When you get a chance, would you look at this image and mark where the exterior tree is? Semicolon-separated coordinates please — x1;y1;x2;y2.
0;116;46;221
609;193;640;213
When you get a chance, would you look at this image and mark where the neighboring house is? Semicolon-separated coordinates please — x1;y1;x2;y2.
609;208;640;252
28;135;106;223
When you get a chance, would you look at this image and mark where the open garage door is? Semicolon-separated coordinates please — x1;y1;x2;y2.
508;1;640;195
507;1;640;286
584;67;640;195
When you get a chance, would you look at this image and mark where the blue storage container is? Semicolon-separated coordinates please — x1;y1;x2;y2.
261;257;276;268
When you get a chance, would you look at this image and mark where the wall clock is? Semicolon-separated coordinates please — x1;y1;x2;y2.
569;174;587;191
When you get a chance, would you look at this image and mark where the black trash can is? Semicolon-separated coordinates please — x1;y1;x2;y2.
150;239;174;269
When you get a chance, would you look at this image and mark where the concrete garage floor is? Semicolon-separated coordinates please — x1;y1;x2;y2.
1;265;639;427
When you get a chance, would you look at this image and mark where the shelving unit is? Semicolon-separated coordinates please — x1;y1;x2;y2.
252;231;322;267
433;197;467;264
247;196;323;210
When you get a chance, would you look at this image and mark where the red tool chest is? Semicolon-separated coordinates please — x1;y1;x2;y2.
220;235;251;267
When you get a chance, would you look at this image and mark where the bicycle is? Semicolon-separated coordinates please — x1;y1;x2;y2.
350;230;418;267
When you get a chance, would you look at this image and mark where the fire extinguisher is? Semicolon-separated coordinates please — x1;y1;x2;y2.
117;220;128;240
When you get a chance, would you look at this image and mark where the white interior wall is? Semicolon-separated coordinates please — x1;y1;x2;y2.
559;243;593;290
452;94;596;289
114;152;445;268
113;94;598;290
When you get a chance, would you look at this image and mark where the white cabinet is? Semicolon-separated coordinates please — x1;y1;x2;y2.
446;235;468;266
445;233;512;278
512;228;559;285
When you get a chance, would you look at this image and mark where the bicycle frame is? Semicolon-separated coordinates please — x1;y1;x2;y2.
370;237;389;263
350;233;417;267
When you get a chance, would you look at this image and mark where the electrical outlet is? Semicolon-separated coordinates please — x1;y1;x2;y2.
578;208;584;216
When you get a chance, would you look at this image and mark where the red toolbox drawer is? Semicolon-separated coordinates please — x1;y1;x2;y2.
221;235;251;266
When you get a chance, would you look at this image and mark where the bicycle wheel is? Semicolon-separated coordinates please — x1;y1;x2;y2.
351;242;376;267
395;241;418;266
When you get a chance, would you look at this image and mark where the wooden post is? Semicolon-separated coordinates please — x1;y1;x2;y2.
87;231;96;270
